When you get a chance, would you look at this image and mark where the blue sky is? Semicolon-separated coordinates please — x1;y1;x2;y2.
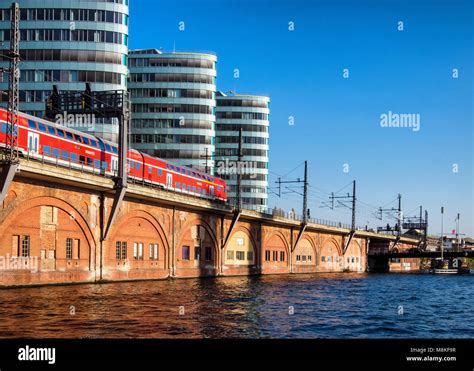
129;0;473;237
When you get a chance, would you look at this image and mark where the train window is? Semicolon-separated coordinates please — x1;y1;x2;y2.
57;129;65;138
217;186;221;191
0;123;5;133
79;155;86;164
43;146;51;156
53;148;60;158
148;166;152;174
94;160;100;169
197;187;201;193
192;172;196;177
47;126;56;135
102;161;108;170
136;162;141;170
112;147;118;154
74;135;83;143
28;120;37;129
188;185;191;191
61;151;68;161
105;144;112;152
98;141;105;150
170;165;175;171
70;153;78;162
66;131;73;140
87;158;93;166
176;167;181;173
38;124;47;132
90;139;97;147
187;170;191;176
157;169;162;176
82;137;90;145
192;186;196;193
176;182;181;189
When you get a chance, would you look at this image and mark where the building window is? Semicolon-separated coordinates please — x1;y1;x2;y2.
134;242;144;260
205;246;212;261
265;250;270;261
296;255;301;262
302;255;307;262
150;243;158;260
121;242;127;260
247;251;253;261
308;255;312;262
236;251;245;261
21;235;30;257
182;246;190;260
321;256;326;262
115;241;121;260
227;250;234;260
194;246;201;261
66;238;73;260
272;251;278;261
280;251;285;262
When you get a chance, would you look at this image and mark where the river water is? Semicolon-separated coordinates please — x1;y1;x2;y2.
0;273;473;338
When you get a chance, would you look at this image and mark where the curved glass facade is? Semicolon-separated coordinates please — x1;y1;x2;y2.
129;49;217;171
0;0;129;141
215;92;270;211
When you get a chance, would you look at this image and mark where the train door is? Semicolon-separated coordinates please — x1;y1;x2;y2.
28;132;39;155
111;156;118;175
166;173;173;189
209;186;214;198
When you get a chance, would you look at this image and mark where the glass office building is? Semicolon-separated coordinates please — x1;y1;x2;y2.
215;92;270;211
129;49;217;172
0;0;129;141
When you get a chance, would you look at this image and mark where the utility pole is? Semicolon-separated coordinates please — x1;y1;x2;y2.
274;162;308;220
200;147;212;174
351;180;356;231
440;206;444;260
5;2;20;163
397;193;402;236
0;3;20;206
303;160;308;223
236;127;243;211
455;213;460;249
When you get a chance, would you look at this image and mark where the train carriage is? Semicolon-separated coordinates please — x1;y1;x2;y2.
0;108;227;202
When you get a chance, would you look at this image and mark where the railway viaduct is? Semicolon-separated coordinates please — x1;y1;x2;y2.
0;158;420;287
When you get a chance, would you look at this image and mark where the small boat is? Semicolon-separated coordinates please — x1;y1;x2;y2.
430;258;470;275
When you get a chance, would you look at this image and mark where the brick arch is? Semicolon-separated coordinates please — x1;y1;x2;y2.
320;237;343;272
229;225;258;254
0;195;96;277
107;209;170;267
263;230;290;255
321;236;343;256
298;235;318;259
344;239;364;271
176;217;219;253
175;217;220;277
224;225;259;267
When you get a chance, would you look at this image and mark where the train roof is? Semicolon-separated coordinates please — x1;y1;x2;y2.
2;107;224;182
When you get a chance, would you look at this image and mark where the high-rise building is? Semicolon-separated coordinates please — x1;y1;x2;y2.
215;92;270;211
0;0;129;141
129;49;217;172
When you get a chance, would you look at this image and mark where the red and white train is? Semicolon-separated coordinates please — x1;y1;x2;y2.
0;108;228;202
